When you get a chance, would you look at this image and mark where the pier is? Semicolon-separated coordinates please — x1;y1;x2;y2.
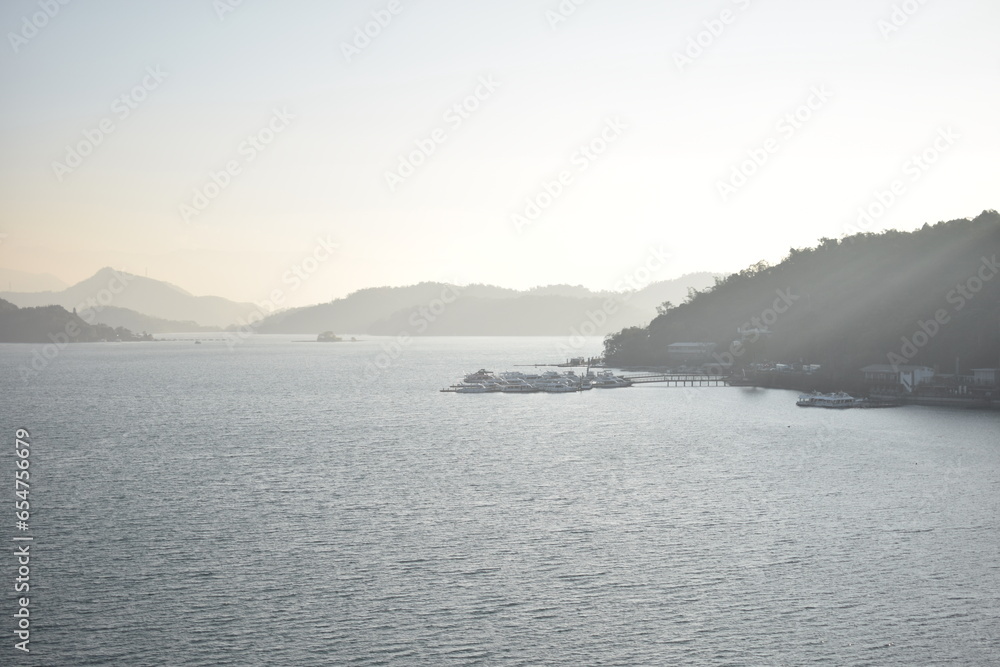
622;373;729;387
153;337;230;342
514;357;603;368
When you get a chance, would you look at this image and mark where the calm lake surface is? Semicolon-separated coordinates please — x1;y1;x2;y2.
2;336;999;666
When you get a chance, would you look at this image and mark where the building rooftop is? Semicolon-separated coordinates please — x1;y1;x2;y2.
861;364;934;373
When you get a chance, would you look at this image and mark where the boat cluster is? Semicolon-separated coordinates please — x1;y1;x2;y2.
441;369;632;393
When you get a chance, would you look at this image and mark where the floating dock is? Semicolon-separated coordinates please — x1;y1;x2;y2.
622;373;729;386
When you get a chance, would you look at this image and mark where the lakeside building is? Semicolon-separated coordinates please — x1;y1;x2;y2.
863;364;1000;408
915;370;1000;398
861;364;935;394
972;368;1000;385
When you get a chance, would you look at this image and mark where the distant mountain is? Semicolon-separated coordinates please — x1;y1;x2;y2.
0;268;256;328
256;283;512;334
0;268;68;292
366;293;647;336
90;306;221;334
0;267;722;336
0;298;149;345
256;274;722;335
525;284;603;299
626;272;720;314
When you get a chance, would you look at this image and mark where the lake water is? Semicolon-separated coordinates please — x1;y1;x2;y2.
2;336;999;665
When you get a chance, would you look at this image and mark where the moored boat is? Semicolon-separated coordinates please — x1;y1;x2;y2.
796;392;864;408
463;369;496;384
498;380;538;393
590;370;633;388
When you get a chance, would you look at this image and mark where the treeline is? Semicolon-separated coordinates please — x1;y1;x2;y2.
603;211;1000;381
0;299;151;343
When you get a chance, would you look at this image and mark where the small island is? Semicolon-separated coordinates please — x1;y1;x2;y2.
318;331;354;342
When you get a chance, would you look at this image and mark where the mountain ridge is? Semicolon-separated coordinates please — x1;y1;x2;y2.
0;267;257;329
254;273;720;335
0;267;721;335
0;268;68;292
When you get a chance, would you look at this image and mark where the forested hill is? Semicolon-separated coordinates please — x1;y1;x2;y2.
603;211;1000;381
0;298;151;344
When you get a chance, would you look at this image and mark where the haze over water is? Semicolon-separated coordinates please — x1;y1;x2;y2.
2;336;998;665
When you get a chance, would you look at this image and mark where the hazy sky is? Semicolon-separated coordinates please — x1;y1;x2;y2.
1;0;998;307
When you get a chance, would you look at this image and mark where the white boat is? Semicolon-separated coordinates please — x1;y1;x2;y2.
463;369;496;383
536;384;578;393
454;384;494;393
498;379;538;393
796;392;864;408
441;382;494;393
532;379;580;392
590;370;633;388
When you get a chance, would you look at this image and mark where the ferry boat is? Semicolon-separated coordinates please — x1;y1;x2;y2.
796;392;864;409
